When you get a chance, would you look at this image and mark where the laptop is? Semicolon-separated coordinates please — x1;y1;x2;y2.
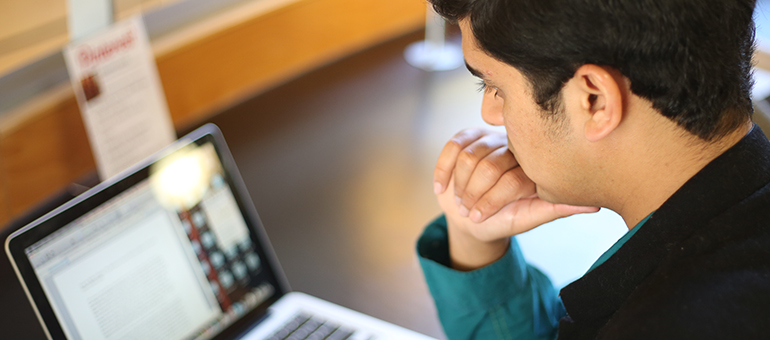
5;123;435;340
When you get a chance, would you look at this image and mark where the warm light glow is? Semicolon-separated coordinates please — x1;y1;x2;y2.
150;144;213;210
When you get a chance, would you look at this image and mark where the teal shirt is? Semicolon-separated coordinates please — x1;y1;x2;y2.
587;213;652;272
417;214;651;340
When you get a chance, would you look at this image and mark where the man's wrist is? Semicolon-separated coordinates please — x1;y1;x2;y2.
446;216;511;271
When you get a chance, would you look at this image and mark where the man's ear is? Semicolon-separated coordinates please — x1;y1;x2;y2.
573;65;624;142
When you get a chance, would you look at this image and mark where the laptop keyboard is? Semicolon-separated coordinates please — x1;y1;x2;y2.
265;313;361;340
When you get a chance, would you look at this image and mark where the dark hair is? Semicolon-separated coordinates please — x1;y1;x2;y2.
430;0;756;141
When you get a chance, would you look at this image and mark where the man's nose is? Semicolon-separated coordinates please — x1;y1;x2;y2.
481;94;504;126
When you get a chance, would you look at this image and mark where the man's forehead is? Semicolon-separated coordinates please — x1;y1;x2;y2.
458;19;478;51
458;19;491;78
459;20;477;48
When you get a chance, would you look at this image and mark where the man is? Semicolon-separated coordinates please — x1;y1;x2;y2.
417;0;770;339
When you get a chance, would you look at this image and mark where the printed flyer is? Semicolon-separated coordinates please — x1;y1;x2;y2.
64;16;175;180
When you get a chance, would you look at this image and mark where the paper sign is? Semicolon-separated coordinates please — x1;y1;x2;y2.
64;17;176;180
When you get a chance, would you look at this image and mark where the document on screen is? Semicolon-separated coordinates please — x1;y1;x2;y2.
32;185;221;340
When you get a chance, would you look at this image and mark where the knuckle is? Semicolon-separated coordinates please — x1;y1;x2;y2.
449;129;480;145
477;159;503;180
433;167;449;179
500;171;524;190
444;139;463;154
460;127;482;137
464;190;479;202
482;188;509;210
446;137;463;149
474;198;494;215
457;149;479;168
499;147;516;160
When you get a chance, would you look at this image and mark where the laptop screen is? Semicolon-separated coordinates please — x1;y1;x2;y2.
17;137;281;340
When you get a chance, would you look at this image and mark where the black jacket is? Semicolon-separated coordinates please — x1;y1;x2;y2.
558;125;770;339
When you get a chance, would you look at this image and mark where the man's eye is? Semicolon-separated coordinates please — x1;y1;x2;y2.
476;80;488;93
476;81;500;98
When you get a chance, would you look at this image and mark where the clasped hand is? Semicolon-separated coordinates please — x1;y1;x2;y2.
434;129;598;270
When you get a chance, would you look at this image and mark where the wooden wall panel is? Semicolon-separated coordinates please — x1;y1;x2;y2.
0;0;183;76
158;0;426;128
1;96;96;221
0;0;65;42
0;0;425;229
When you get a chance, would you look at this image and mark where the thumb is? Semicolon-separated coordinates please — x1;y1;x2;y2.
508;198;600;234
553;203;601;216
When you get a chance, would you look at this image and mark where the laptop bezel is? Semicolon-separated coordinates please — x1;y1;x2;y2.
4;123;291;340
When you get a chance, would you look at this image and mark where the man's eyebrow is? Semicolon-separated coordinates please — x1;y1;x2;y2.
465;61;484;79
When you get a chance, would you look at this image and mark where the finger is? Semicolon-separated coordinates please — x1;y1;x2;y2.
466;167;534;222
452;134;509;202
507;197;600;234
434;129;486;194
460;147;519;214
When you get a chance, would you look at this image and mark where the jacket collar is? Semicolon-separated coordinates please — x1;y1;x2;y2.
560;124;770;323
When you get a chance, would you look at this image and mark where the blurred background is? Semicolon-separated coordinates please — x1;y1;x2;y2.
3;0;770;339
